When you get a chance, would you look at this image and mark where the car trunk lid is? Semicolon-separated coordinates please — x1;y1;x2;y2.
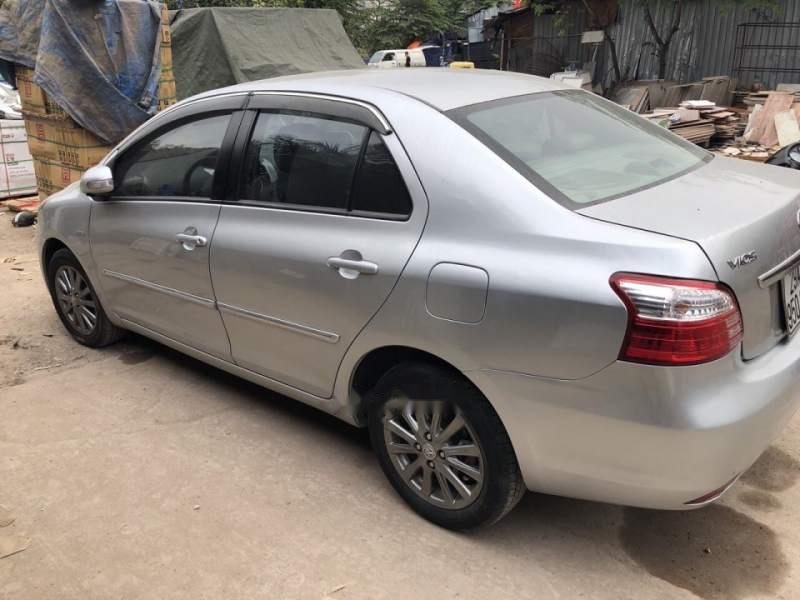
579;156;800;359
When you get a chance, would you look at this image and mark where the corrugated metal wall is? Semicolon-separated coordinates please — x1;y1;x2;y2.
507;0;800;90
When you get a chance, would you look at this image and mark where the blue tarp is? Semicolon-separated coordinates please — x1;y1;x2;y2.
0;0;164;143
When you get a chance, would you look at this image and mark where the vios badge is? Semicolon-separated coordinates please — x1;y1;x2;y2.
727;251;758;270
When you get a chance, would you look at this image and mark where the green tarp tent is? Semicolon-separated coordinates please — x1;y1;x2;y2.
170;7;365;100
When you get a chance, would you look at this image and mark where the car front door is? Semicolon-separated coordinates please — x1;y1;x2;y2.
90;99;244;360
210;96;427;397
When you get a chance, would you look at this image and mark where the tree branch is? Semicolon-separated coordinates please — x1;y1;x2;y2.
641;1;664;48
664;0;683;46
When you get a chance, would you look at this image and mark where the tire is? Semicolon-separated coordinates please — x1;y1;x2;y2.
367;362;525;529
46;248;124;347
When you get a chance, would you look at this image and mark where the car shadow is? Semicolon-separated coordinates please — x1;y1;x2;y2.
118;333;373;452
119;333;791;600
473;491;788;600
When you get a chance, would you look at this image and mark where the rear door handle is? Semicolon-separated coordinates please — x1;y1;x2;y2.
327;255;379;279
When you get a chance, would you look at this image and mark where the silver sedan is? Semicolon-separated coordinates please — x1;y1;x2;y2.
38;69;800;529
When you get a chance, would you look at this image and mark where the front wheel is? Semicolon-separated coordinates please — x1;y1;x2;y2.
47;248;123;347
367;362;525;529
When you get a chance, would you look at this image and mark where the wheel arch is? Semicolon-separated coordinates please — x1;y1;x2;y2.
41;237;70;270
348;344;484;426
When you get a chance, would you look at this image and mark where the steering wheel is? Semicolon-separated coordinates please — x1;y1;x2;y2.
182;154;217;197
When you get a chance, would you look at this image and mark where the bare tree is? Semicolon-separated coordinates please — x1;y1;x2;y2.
639;0;683;80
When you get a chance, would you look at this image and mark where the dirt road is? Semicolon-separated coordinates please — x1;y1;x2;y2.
1;211;799;599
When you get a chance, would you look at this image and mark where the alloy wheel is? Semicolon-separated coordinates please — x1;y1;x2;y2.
54;265;98;336
382;394;485;510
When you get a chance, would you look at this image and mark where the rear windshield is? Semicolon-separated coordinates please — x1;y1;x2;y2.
448;90;709;207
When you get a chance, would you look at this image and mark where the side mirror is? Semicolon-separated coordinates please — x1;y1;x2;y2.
80;165;114;196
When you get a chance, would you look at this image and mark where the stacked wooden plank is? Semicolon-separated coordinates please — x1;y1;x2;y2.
691;104;746;144
669;119;716;146
613;77;734;116
641;104;731;147
741;86;800;108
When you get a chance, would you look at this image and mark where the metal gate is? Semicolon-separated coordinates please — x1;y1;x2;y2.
732;22;800;90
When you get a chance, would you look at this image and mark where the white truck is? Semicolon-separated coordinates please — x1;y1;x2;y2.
367;47;430;68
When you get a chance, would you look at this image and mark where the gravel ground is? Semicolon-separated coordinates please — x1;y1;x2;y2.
1;208;799;599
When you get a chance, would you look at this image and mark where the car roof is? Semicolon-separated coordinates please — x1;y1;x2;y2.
203;68;569;112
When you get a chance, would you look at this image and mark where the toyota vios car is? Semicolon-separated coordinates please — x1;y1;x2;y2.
39;69;800;529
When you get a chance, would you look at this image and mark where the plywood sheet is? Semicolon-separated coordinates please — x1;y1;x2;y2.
751;92;795;147
775;111;800;147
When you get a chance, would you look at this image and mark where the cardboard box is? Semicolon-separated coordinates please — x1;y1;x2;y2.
24;114;111;169
160;44;173;71
32;157;83;196
160;3;171;47
158;73;177;112
16;66;69;120
158;39;176;112
0;120;37;199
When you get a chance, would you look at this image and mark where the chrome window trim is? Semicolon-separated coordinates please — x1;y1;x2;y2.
250;91;392;133
102;92;251;165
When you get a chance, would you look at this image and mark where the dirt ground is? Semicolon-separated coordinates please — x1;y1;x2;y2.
1;207;800;600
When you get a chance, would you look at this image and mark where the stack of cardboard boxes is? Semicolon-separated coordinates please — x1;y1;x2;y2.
0;119;37;201
17;4;176;203
158;4;177;112
17;65;113;201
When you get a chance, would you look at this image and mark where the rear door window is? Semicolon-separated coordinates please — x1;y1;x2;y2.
240;112;365;210
239;111;412;219
350;131;412;216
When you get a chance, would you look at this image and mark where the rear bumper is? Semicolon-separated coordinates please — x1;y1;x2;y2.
469;335;800;510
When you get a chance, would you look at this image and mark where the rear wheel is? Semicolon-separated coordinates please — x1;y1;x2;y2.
47;248;123;347
367;362;525;529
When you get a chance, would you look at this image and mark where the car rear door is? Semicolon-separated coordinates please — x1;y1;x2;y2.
90;97;245;360
210;94;428;397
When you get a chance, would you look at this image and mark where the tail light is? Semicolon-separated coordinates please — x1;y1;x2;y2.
610;273;743;366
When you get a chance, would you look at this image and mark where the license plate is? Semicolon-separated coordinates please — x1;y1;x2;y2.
782;265;800;335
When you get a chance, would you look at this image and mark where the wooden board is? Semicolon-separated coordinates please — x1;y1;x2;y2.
751;92;795;147
700;76;732;107
670;118;713;129
612;85;649;113
3;196;40;213
775;111;800;147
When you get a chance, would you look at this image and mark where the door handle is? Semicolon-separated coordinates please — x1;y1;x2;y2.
176;229;207;250
327;254;379;279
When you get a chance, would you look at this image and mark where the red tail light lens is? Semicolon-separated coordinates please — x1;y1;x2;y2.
610;273;743;366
